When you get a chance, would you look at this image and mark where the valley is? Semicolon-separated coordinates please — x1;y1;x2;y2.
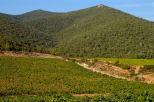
0;4;154;102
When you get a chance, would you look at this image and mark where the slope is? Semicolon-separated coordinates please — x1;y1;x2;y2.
1;5;154;58
0;13;54;52
54;5;154;58
13;10;58;21
14;8;105;39
1;55;154;97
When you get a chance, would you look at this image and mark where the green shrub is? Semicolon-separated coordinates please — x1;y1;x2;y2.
141;65;154;73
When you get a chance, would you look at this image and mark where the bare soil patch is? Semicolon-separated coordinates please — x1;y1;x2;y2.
0;51;63;59
143;75;154;84
1;51;154;84
77;61;131;80
72;93;109;97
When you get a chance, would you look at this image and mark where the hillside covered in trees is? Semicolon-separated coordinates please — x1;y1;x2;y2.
0;5;154;58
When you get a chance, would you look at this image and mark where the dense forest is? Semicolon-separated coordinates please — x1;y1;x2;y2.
0;13;54;52
0;5;154;58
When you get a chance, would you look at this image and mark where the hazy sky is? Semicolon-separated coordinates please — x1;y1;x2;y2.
0;0;154;21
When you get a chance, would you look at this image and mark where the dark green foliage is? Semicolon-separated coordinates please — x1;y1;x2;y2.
0;14;54;53
106;91;154;102
141;65;154;73
0;92;154;102
55;6;154;58
1;5;154;58
114;61;131;70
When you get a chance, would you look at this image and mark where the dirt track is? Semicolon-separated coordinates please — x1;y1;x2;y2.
0;51;63;59
0;51;154;84
77;62;131;80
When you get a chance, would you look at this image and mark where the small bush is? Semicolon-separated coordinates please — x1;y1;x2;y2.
80;58;88;63
114;60;131;70
69;58;76;62
114;60;120;66
141;65;154;73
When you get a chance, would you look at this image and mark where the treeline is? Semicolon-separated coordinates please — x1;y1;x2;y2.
0;36;51;53
0;14;55;53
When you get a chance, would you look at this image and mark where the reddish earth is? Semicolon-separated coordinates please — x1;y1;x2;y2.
0;51;63;59
143;75;154;84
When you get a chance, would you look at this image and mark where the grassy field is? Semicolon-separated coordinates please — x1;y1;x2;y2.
97;58;154;66
0;56;154;101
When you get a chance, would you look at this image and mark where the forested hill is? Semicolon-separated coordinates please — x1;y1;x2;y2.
0;5;154;58
13;10;58;21
0;13;55;52
54;5;154;58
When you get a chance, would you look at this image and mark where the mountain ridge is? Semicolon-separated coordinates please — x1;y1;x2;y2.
0;5;154;58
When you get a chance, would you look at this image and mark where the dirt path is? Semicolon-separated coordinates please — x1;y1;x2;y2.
134;66;142;74
0;51;64;59
1;51;154;84
72;93;109;97
1;51;132;81
1;94;37;97
143;75;154;84
77;62;131;81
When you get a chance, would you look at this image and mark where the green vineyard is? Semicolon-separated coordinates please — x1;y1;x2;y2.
0;56;154;101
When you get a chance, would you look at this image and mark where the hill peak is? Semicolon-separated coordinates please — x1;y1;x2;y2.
25;9;52;14
97;4;104;8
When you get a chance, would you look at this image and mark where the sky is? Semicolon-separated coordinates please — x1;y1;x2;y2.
0;0;154;21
